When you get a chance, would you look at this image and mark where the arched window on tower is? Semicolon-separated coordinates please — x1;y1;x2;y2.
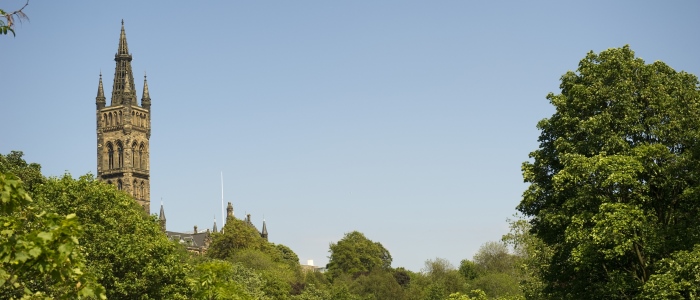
107;142;114;169
131;142;137;168
140;181;145;199
118;111;122;125
139;144;145;170
102;113;107;127
108;113;113;127
133;179;138;198
117;179;122;191
116;141;124;168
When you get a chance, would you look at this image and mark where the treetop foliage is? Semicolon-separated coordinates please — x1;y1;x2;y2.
0;173;105;299
519;45;700;299
326;231;392;279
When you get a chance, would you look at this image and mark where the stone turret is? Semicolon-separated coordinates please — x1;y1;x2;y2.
142;73;151;110
159;203;166;232
226;202;234;222
96;72;106;109
261;220;268;240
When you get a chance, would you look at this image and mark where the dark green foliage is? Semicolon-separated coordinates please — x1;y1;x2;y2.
208;218;269;259
276;244;301;268
458;260;480;281
0;173;105;299
640;244;700;299
189;259;267;300
350;270;405;300
31;174;192;299
207;217;303;299
0;151;44;191
518;46;700;298
393;267;412;287
290;284;331;300
326;231;392;279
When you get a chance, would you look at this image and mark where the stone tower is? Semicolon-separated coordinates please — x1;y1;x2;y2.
96;20;152;212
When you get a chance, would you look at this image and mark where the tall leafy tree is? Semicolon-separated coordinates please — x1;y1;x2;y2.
0;173;105;299
208;218;303;299
208;218;269;260
189;259;268;300
326;231;392;279
31;174;192;299
518;46;700;298
0;151;44;191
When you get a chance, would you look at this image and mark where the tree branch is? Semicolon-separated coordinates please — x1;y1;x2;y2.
1;0;29;35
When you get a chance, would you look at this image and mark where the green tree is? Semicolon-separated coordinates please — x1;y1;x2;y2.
421;258;466;298
208;218;304;299
518;45;700;298
291;284;330;300
189;259;266;300
0;151;44;191
457;260;480;281
276;244;301;268
208;218;269;260
326;231;392;279
0;173;105;299
350;270;405;300
467;243;522;299
32;174;192;299
640;244;700;299
501;217;550;299
472;242;517;274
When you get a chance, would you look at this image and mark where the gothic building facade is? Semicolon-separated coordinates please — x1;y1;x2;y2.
96;20;152;212
95;22;268;252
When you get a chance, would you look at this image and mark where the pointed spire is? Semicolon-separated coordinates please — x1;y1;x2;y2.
96;72;106;109
97;72;105;98
159;201;166;221
141;72;151;110
213;216;218;233
261;219;268;240
111;20;135;106
159;201;166;232
117;19;129;56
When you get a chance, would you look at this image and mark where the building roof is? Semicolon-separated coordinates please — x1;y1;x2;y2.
165;231;210;250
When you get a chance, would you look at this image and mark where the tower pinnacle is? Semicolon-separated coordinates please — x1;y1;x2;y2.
111;20;136;106
96;72;106;109
159;202;166;232
142;72;151;110
117;20;129;56
261;220;268;240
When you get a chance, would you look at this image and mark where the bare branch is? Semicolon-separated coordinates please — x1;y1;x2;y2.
2;0;29;36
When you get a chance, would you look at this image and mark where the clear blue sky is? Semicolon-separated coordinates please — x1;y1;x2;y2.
2;1;699;271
